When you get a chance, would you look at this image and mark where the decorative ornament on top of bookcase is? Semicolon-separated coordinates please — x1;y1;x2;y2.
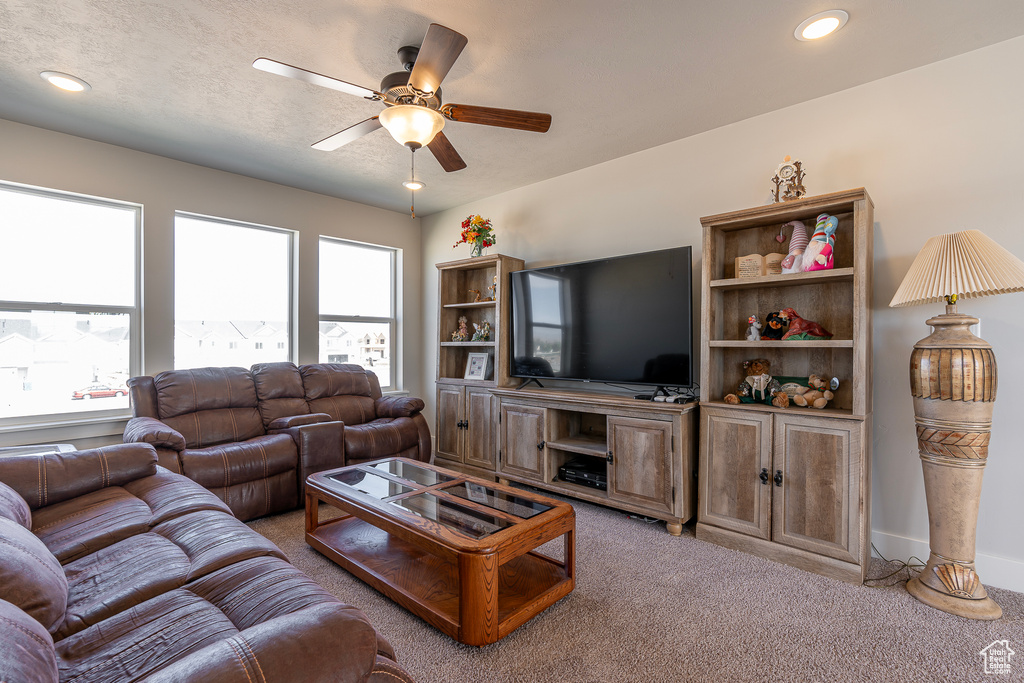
771;156;807;202
453;214;496;258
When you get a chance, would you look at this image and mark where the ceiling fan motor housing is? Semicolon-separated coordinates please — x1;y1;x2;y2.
380;70;442;108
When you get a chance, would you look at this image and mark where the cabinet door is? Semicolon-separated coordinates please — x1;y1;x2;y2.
464;386;497;470
498;403;545;481
698;407;771;540
772;414;862;563
435;384;464;464
607;416;674;514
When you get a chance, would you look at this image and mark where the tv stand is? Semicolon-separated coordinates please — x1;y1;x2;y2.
515;377;544;390
491;386;697;535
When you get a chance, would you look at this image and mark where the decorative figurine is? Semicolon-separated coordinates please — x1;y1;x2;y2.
779;307;833;340
792;375;835;409
468;289;482;302
486;275;497;301
723;358;789;408
761;311;789;340
451;316;469;342
471;321;491;342
745;314;763;341
780;220;809;274
803;213;838;272
771;156;807;203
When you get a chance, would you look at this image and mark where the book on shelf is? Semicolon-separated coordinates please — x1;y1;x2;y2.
734;253;784;278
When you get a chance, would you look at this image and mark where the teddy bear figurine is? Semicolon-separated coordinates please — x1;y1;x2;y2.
792;375;835;409
724;358;790;408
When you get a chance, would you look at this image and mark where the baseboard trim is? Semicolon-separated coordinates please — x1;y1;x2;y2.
871;530;1024;593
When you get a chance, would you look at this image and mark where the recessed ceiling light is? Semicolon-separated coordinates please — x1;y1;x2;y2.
403;179;425;191
40;71;91;92
795;10;849;41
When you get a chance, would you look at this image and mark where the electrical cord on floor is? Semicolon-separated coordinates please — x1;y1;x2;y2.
864;543;927;584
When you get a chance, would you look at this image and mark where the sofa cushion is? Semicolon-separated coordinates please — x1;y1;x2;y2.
56;556;377;683
122;468;232;525
0;598;58;683
0;518;68;632
251;362;311;428
180;434;297;489
0;481;31;529
344;418;423;462
32;487;152;564
155;367;264;448
55;510;286;639
300;363;373;399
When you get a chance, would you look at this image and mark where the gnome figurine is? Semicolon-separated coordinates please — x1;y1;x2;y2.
781;220;808;274
803;213;838;272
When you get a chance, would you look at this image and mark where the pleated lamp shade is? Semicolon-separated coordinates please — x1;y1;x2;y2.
889;229;1024;308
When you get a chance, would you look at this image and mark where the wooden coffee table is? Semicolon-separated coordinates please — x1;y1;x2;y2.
305;458;575;646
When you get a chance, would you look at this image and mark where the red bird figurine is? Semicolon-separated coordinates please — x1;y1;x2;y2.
779;307;833;340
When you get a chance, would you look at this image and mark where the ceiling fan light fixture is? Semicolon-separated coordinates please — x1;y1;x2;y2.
40;71;91;92
379;104;445;149
795;10;849;41
403;179;425;190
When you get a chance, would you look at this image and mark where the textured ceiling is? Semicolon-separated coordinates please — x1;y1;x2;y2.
2;1;1024;216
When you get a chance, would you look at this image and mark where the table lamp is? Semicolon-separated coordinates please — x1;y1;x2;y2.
889;229;1024;620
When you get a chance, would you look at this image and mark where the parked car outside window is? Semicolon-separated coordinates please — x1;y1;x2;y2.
71;384;127;400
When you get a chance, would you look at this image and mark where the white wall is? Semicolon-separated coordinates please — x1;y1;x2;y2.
0;119;423;446
422;37;1024;591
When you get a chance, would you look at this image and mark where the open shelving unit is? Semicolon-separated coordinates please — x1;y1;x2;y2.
696;188;874;583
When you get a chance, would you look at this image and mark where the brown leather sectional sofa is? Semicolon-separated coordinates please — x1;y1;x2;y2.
0;442;413;682
124;362;431;521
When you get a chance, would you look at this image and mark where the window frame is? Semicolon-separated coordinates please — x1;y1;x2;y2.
0;180;142;431
318;237;398;391
173;211;296;369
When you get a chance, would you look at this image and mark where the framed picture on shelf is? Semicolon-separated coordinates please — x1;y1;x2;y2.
464;352;492;381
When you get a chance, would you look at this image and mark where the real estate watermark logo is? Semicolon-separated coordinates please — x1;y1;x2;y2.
980;640;1015;676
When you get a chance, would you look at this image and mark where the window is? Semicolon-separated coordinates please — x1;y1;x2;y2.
319;238;397;389
0;182;140;422
174;214;293;369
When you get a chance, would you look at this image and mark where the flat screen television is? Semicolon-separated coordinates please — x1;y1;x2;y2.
510;246;693;390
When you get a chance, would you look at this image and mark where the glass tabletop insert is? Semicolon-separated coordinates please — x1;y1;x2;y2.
388;492;514;539
364;460;456;488
327;469;415;500
441;482;551;519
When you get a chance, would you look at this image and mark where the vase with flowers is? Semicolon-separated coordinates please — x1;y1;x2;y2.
453;215;496;258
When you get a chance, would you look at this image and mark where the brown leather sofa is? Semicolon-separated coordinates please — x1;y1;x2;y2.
0;443;413;683
124;362;431;521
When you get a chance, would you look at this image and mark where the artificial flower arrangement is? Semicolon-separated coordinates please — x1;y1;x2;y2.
453;215;496;256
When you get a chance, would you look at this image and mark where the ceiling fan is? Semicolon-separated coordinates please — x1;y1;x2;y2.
253;23;552;173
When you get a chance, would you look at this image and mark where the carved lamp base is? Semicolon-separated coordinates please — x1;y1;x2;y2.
908;306;1002;620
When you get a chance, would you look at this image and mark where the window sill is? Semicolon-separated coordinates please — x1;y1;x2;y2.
0;413;130;448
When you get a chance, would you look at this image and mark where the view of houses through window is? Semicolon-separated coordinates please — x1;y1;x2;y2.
0;183;139;420
319;238;396;389
174;214;293;369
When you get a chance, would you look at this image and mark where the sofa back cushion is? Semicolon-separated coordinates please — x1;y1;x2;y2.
0;518;68;632
0;598;58;683
154;367;264;448
0;481;31;529
251;362;310;429
300;364;377;426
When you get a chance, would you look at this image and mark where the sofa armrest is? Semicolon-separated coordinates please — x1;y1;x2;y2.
144;603;409;683
267;412;332;430
375;395;425;418
0;443;158;511
123;416;186;451
271;421;345;496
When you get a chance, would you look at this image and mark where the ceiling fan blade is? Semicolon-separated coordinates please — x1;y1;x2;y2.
253;58;381;100
441;104;551;133
311;117;382;151
407;24;468;94
427;131;467;172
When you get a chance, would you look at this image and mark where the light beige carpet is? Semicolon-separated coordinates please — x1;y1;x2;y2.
248;495;1023;683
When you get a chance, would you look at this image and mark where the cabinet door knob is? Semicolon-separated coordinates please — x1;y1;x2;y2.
537;440;545;451
774;470;783;487
759;468;770;485
606;451;614;463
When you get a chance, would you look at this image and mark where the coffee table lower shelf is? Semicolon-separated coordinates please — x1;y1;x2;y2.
308;516;573;645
